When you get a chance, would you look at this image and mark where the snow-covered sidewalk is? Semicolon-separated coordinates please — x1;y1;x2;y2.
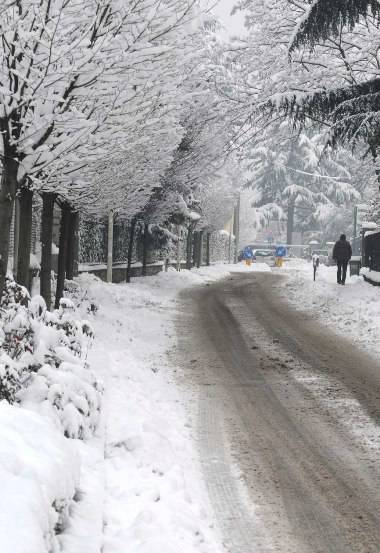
67;266;236;553
277;260;380;357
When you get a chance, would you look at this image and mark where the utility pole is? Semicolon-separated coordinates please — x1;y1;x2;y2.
228;216;232;264
287;203;295;246
353;205;358;239
233;194;240;263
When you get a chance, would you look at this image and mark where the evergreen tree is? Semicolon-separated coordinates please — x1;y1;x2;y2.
290;0;380;52
276;0;380;158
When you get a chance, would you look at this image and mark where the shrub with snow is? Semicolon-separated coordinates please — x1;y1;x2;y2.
0;353;20;402
0;276;102;439
0;277;103;552
64;278;99;315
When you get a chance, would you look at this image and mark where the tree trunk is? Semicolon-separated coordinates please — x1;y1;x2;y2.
66;211;79;280
287;203;295;245
197;230;203;268
206;233;211;266
106;210;114;283
0;156;19;300
13;198;20;278
16;187;34;289
192;231;198;267
126;218;136;283
40;193;56;310
72;212;79;278
176;225;181;272
55;204;71;309
142;223;149;277
186;226;193;270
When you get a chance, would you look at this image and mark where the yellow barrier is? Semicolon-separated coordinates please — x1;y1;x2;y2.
275;257;283;267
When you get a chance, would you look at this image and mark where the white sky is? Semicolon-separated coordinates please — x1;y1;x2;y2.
212;0;246;37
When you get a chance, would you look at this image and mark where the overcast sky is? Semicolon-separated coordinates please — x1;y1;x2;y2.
212;0;246;37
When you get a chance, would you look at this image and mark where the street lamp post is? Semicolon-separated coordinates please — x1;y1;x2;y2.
353;205;358;239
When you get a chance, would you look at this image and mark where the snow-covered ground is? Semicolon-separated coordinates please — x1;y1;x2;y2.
70;260;379;553
276;259;380;357
4;259;380;553
64;266;239;553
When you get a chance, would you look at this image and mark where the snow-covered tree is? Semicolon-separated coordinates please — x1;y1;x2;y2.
263;1;380;160
0;0;205;300
0;0;121;296
207;0;379;244
242;121;363;240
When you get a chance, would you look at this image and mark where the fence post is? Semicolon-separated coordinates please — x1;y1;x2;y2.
55;204;71;309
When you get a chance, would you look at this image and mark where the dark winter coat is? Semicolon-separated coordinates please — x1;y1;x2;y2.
333;239;352;262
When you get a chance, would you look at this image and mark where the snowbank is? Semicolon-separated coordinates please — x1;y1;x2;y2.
231;261;272;272
360;266;380;284
278;260;380;356
0;402;79;553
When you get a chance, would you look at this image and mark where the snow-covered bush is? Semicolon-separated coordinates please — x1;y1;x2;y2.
64;278;99;315
1;275;29;307
20;357;102;439
0;278;33;402
0;276;102;439
0;276;102;552
0;353;20;403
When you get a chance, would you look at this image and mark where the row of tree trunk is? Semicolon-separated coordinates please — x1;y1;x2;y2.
7;190;79;310
39;197;79;310
7;192;212;309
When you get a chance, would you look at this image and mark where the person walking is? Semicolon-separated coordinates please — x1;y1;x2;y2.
332;234;352;285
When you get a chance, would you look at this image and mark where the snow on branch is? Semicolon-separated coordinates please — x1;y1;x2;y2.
289;0;380;53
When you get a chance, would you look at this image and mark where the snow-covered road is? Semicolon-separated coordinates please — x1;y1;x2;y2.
174;268;380;553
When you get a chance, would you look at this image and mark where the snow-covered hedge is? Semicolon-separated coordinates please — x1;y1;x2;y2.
0;276;103;552
209;230;235;264
0;277;102;438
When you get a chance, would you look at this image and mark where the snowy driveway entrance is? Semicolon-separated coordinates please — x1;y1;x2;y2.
176;272;380;553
